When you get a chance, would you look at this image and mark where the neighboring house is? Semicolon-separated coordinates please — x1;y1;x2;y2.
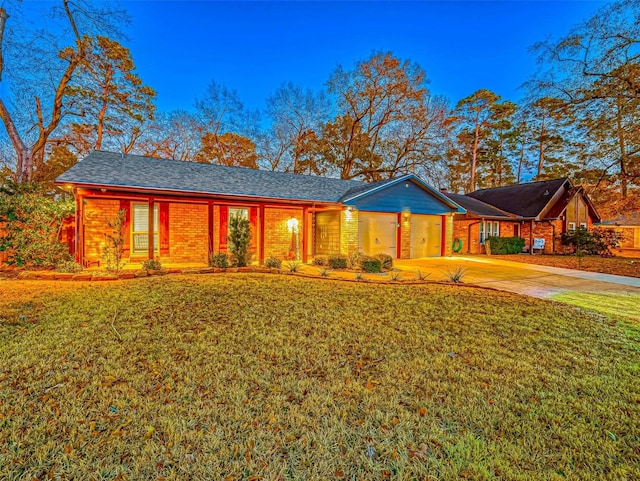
55;151;465;266
442;178;601;254
597;213;640;257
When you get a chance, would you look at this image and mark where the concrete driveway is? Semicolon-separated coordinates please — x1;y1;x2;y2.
395;256;640;299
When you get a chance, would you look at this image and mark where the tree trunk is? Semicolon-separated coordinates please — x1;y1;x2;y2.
537;117;546;179
470;118;480;192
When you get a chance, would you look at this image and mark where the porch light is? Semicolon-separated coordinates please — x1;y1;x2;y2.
287;217;299;233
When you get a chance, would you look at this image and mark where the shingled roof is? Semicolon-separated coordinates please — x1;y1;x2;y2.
467;178;569;218
57;151;366;203
441;192;515;219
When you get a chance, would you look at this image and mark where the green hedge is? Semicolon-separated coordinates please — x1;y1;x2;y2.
328;254;348;269
486;236;525;255
360;256;382;273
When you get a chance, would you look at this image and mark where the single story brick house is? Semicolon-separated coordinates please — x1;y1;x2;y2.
55;151;465;266
442;178;601;254
596;213;640;257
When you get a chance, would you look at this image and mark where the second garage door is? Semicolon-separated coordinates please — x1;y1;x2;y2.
410;214;442;258
358;212;397;258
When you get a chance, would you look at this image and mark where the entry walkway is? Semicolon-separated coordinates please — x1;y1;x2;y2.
395;256;640;299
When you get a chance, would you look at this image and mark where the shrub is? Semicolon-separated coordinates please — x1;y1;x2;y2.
360;256;382;273
55;260;83;273
284;260;302;273
444;266;467;283
375;253;393;270
142;258;162;271
209;252;229;268
561;227;621;257
264;256;282;269
102;209;127;273
319;268;329;277
349;251;365;269
486;236;525;255
312;255;329;266
228;213;252;267
328;254;348;269
0;186;74;268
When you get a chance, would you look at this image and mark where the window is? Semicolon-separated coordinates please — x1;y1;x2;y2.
229;207;249;222
132;203;159;254
480;221;500;244
580;222;587;229
568;222;576;232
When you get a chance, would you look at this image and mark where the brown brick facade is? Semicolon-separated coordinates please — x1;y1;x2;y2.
400;213;411;259
167;203;208;263
340;209;359;256
263;207;304;260
83;198;121;264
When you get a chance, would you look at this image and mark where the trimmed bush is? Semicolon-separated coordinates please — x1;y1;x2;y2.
312;255;329;266
328;254;348;269
209;252;229;268
264;256;282;269
349;251;365;269
360;256;382;273
375;253;393;270
486;236;525;255
142;258;162;271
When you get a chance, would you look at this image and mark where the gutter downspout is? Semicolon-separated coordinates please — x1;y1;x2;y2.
468;220;481;254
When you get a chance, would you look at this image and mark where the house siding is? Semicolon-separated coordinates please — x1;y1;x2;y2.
346;181;454;214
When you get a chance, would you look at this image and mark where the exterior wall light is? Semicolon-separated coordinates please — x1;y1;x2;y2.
287;217;299;233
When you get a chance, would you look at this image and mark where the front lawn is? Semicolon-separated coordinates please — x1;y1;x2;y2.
1;276;638;480
489;253;640;278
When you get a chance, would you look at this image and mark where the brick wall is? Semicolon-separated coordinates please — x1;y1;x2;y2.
521;220;562;254
442;215;454;257
168;203;208;263
83;198;121;264
340;209;359;256
263;207;303;260
400;214;411;259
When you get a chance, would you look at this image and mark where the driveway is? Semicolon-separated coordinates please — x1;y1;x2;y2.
395;256;640;320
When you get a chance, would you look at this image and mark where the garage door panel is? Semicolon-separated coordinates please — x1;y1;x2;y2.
359;212;397;258
410;214;441;258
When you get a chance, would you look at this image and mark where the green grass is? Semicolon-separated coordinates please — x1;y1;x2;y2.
552;291;640;322
1;275;639;480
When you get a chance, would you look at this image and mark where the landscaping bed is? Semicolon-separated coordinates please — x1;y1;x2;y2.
1;275;638;480
488;253;640;278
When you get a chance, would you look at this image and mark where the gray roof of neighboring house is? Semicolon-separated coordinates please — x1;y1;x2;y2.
598;212;640;226
441;192;515;218
467;178;569;218
56;151;365;203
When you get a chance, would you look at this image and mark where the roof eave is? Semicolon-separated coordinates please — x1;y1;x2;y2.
55;181;342;206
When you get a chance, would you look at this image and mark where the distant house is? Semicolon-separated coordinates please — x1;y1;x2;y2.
55;151;465;266
597;213;640;257
442;178;601;254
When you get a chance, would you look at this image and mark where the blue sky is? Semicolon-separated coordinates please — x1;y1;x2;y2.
124;1;606;113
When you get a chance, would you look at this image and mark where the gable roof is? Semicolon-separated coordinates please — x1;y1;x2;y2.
56;151;364;203
56;152;465;214
441;192;515;219
467;178;569;218
340;175;465;212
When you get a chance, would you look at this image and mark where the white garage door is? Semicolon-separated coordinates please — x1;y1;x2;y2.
358;212;397;258
410;214;442;258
